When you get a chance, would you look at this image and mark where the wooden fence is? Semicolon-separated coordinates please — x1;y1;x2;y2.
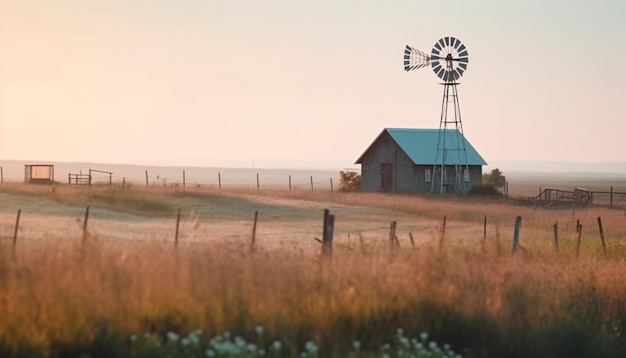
6;205;618;260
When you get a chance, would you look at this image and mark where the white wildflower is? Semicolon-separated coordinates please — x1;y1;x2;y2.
255;325;264;335
272;340;282;351
167;331;179;342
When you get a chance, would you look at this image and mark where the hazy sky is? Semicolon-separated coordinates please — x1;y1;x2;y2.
1;1;625;171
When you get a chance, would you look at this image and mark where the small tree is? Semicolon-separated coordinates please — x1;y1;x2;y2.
482;168;506;187
339;171;361;191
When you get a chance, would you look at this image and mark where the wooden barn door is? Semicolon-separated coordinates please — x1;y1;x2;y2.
380;163;393;192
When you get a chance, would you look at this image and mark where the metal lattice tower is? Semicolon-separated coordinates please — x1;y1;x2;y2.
403;36;471;194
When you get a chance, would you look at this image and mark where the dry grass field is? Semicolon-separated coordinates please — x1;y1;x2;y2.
1;182;625;357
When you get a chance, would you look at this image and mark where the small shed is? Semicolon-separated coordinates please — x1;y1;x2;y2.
25;164;55;183
355;128;487;193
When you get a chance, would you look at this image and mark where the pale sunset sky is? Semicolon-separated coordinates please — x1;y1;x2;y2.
1;1;625;172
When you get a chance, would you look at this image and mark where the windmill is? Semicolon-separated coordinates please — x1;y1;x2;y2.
403;36;470;194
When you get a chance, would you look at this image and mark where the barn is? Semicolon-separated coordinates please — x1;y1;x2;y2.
355;128;487;193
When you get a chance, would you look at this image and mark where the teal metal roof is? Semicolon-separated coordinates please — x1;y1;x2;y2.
357;128;487;165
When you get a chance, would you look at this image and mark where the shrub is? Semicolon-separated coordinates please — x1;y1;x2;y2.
339;171;361;192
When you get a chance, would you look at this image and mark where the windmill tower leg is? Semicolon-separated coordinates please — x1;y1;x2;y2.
432;60;470;194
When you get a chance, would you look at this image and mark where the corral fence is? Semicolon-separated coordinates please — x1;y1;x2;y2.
532;187;626;209
68;169;114;185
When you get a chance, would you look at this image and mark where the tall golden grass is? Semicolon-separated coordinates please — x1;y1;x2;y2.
0;184;625;357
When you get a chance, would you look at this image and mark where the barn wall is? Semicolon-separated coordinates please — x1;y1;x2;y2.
361;161;483;194
414;165;434;192
359;132;416;193
429;165;483;193
468;165;483;188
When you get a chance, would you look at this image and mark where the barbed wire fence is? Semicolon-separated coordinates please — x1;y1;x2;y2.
4;202;623;260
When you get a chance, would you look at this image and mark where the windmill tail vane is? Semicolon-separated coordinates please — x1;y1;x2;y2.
403;45;430;71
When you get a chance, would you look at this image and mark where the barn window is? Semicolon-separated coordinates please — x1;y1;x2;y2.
424;169;431;183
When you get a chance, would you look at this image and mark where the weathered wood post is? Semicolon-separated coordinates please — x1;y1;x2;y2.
289;175;292;191
483;215;487;241
330;178;333;191
183;170;186;188
553;222;559;253
610;186;613;208
576;224;583;258
12;209;21;254
145;170;149;186
310;176;314;191
175;208;181;248
82;206;90;243
256;173;260;191
597;216;607;256
1;166;3;184
250;210;259;253
218;172;222;190
389;221;398;249
439;215;447;249
511;216;522;255
409;232;415;248
322;209;334;258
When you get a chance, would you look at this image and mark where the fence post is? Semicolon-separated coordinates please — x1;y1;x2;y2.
389;221;398;249
0;166;3;184
256;173;260;191
409;232;415;248
289;175;292;191
250;211;259;253
511;216;522;255
310;176;314;191
553;222;559;253
145;170;149;186
82;206;90;243
175;209;181;248
576;224;583;258
183;170;186;188
483;215;487;240
610;186;613;207
597;217;607;256
330;178;333;191
439;215;447;249
322;209;334;258
218;172;221;190
12;209;21;254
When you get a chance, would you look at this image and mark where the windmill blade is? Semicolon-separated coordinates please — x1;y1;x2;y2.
451;37;459;49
